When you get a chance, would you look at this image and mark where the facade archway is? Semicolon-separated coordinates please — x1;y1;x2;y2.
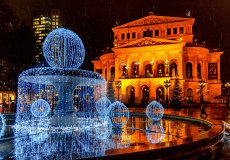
186;88;193;103
110;66;115;81
156;86;164;103
126;86;135;105
197;63;201;79
145;64;153;77
157;64;164;77
131;61;139;77
170;63;177;77
141;86;149;105
186;62;192;78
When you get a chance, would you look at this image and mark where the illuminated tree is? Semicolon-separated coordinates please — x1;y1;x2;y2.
170;77;182;108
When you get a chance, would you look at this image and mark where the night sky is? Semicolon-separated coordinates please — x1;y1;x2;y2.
4;0;230;82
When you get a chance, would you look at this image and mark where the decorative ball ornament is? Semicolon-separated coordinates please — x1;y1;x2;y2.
43;28;85;69
146;101;164;121
109;101;129;127
95;97;111;116
0;114;6;138
30;99;51;118
146;121;165;144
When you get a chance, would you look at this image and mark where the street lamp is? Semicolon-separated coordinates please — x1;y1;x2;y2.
164;80;170;108
198;79;206;117
116;81;122;101
225;82;230;108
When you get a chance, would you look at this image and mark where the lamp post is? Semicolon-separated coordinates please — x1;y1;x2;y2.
225;82;230;108
198;80;206;116
164;80;170;108
116;81;122;101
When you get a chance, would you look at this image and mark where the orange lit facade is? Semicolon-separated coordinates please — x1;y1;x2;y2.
92;14;223;106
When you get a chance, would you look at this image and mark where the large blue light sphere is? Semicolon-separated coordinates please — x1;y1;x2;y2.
43;28;85;69
30;99;51;118
109;101;129;127
95;97;111;116
146;101;164;121
0;114;6;138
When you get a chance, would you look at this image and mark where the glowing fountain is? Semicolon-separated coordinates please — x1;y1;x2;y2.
14;28;112;159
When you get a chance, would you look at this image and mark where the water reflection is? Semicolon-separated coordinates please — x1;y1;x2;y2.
0;115;209;159
106;128;130;149
146;121;165;144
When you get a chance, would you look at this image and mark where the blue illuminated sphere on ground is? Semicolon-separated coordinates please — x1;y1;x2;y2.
146;101;164;121
109;101;129;127
0;114;6;138
43;28;85;69
95;97;111;116
30;99;51;118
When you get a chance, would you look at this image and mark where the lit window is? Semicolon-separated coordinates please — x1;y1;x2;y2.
167;28;171;35
132;32;136;39
180;27;184;34
127;33;130;39
173;27;177;34
121;33;125;40
155;30;159;36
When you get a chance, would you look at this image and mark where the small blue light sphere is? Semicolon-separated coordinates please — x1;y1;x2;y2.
43;28;85;69
30;99;51;118
146;101;164;121
109;101;129;127
146;121;165;144
0;114;6;138
95;97;111;116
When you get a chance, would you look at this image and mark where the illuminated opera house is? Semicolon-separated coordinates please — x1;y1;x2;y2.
92;13;223;106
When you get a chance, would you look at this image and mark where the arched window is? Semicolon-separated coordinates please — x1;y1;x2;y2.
157;64;164;77
110;67;115;81
170;63;177;77
131;62;139;77
145;64;153;77
197;63;201;79
142;86;149;105
130;87;135;105
122;65;128;77
187;88;193;103
186;62;192;78
156;87;164;103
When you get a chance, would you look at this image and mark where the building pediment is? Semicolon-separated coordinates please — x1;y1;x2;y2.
118;37;179;48
113;15;194;30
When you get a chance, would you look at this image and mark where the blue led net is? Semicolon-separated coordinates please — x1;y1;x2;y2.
108;101;130;127
95;96;111;116
0;114;6;138
146;101;164;121
43;28;85;69
146;121;165;144
14;28;114;159
30;99;51;118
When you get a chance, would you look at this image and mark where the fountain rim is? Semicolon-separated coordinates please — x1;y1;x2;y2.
18;67;106;85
